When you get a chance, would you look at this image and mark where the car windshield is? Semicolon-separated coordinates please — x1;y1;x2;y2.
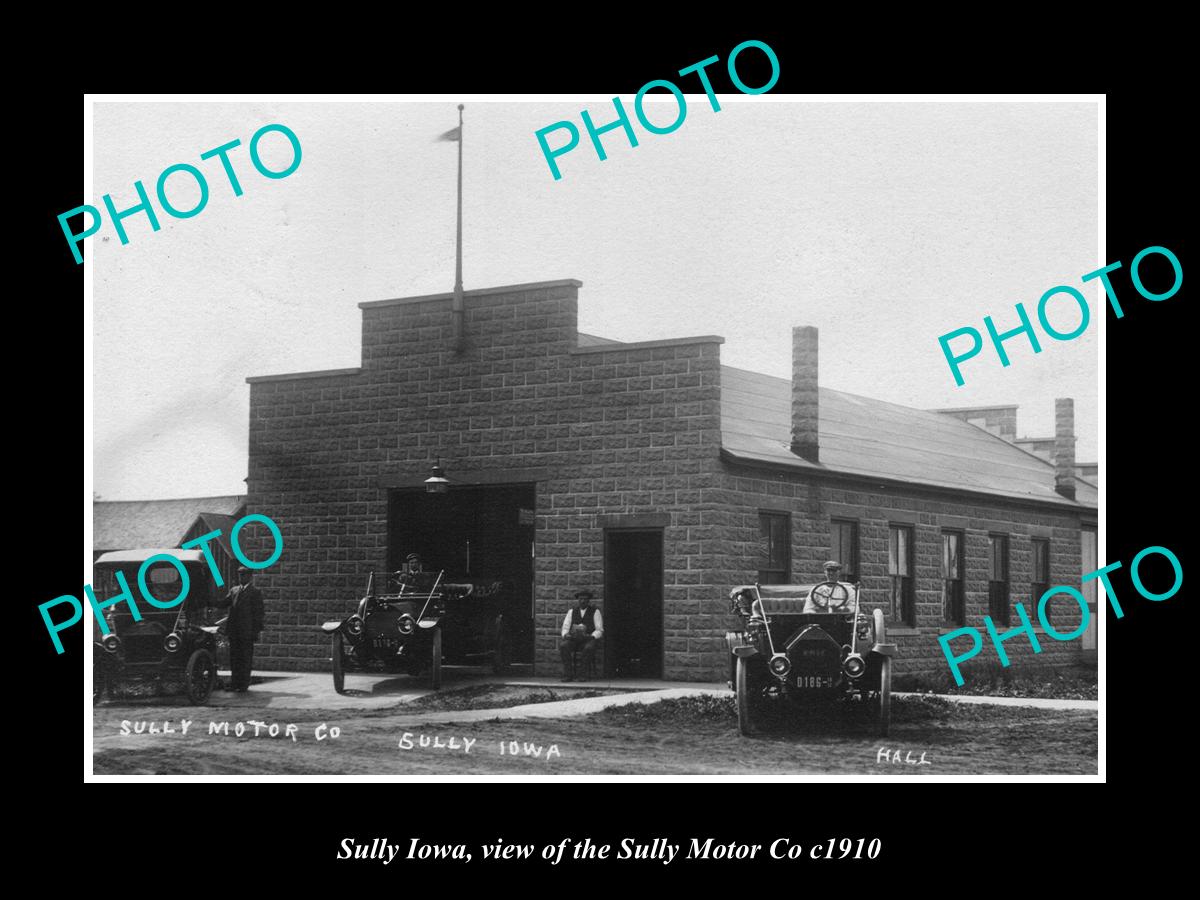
96;563;213;622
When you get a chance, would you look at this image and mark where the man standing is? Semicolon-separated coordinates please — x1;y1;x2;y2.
559;590;603;682
216;566;265;692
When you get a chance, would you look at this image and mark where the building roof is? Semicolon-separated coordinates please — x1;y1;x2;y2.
720;366;1097;509
94;548;206;566
193;512;240;557
94;496;245;552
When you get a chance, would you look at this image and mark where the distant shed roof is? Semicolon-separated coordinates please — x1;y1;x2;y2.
720;366;1096;509
94;496;245;552
95;548;206;566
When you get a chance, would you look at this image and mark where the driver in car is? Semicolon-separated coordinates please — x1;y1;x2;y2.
804;560;855;613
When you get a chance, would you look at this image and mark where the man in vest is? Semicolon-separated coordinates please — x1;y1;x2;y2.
559;590;604;681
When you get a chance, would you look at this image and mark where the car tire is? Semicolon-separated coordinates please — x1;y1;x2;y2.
331;632;346;695
430;626;443;690
185;648;216;705
879;656;892;738
873;607;887;645
736;656;760;737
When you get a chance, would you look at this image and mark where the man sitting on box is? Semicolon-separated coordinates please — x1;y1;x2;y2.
559;590;603;682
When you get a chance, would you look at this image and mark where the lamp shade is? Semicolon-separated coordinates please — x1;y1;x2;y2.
424;464;451;494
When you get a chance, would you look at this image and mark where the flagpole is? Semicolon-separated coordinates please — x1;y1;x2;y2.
453;103;464;353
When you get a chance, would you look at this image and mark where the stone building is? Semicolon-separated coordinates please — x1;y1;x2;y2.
244;279;1097;681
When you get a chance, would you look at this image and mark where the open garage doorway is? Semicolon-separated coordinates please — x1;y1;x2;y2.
388;484;535;668
603;529;664;679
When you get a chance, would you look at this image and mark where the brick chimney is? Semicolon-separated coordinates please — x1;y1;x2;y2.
1054;398;1076;500
791;326;820;463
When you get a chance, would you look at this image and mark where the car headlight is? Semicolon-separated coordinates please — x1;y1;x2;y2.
346;615;364;637
102;634;121;653
768;653;791;678
843;652;866;679
397;614;416;636
163;633;183;653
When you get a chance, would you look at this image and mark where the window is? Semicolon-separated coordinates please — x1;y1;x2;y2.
988;534;1010;625
1031;538;1050;609
758;512;790;584
942;531;965;625
830;519;859;582
888;524;915;626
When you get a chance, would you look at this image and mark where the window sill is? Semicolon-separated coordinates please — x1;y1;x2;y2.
886;626;922;636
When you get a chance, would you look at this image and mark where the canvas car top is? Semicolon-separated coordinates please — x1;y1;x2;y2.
94;548;207;566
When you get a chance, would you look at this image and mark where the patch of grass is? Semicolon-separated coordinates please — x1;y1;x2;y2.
592;693;737;725
591;691;1050;732
405;683;613;712
893;663;1097;700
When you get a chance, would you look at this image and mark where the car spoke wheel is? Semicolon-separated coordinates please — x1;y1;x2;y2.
735;656;762;736
185;649;216;705
430;627;443;690
331;632;346;694
879;656;892;737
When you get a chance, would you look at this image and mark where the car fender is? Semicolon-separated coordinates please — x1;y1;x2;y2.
733;645;760;659
320;620;345;634
870;642;897;658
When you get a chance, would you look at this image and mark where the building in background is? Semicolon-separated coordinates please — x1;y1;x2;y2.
93;495;247;590
244;280;1098;681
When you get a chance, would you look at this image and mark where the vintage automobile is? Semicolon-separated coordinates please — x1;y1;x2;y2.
322;568;520;693
92;548;221;705
725;581;896;736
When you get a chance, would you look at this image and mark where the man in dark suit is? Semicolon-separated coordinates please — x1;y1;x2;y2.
216;566;265;692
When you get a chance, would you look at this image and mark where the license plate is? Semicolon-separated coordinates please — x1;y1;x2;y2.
795;675;834;689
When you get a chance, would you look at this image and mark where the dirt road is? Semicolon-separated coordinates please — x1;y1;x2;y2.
92;692;1096;776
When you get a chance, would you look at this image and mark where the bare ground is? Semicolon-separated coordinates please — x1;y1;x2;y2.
92;692;1096;776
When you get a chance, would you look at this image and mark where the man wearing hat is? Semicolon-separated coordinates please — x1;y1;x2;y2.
214;566;266;692
804;560;855;613
559;590;604;681
396;552;437;591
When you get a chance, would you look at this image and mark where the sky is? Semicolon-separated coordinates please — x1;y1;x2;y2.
91;98;1099;500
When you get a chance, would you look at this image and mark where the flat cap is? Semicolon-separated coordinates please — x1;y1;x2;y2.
823;560;841;569
573;590;594;601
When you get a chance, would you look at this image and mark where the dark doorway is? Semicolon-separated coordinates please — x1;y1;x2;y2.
388;484;536;665
603;529;663;679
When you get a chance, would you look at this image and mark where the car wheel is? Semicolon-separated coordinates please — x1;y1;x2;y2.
736;656;761;737
331;632;346;695
879;656;892;738
185;648;216;705
430;626;443;690
873;607;887;645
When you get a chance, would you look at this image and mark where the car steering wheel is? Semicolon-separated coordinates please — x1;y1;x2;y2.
809;581;850;610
